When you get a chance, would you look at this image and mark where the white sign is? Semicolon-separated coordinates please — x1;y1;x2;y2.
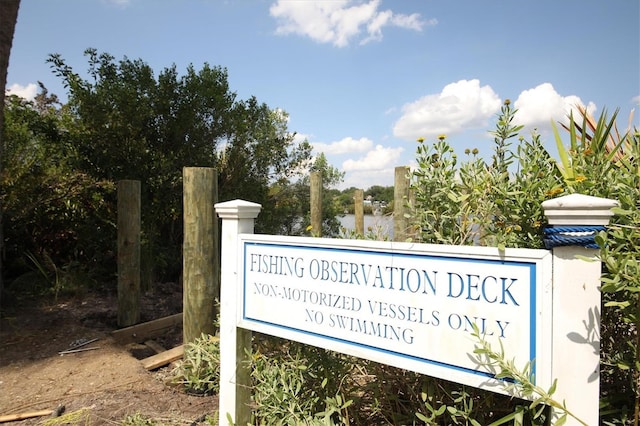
237;234;553;393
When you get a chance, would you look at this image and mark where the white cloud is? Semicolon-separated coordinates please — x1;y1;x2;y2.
632;95;640;106
269;0;432;47
393;79;502;141
342;144;403;171
6;83;38;100
513;83;596;129
313;136;373;155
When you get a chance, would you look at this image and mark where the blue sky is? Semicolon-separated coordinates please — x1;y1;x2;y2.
7;0;640;190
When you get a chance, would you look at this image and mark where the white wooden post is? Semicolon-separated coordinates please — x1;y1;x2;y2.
215;199;262;426
542;193;618;425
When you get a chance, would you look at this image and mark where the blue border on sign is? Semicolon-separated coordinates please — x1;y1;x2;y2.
241;240;537;383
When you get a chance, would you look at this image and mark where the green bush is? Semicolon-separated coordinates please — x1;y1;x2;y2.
171;333;221;396
410;102;639;424
411;101;560;249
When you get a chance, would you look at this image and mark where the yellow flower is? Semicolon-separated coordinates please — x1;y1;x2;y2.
545;187;564;197
575;175;587;183
417;137;425;143
438;134;446;140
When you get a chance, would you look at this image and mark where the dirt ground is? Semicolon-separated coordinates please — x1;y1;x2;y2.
0;283;219;425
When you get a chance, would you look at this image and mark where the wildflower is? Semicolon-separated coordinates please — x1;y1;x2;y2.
546;187;564;197
417;137;425;143
504;99;511;106
464;148;471;155
575;175;587;183
472;148;479;155
438;134;446;141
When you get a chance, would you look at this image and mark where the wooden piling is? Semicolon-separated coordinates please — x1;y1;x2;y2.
310;171;322;237
354;189;364;236
393;166;411;242
182;167;219;344
117;180;141;327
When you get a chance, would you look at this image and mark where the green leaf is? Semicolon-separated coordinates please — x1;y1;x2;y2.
555;413;568;426
487;407;524;426
415;413;429;422
552;120;575;181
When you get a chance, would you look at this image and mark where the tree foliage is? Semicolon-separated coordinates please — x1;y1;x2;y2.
0;0;22;308
2;48;315;295
2;93;114;297
267;152;345;237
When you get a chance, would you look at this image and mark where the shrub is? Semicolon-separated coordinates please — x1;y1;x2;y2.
411;102;639;424
171;333;220;396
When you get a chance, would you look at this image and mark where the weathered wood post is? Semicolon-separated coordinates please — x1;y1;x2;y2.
216;200;261;426
117;180;141;327
542;193;618;425
393;166;410;242
310;171;322;237
183;167;219;344
354;189;364;236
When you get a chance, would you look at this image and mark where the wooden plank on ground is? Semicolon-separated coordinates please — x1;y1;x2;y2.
141;345;184;370
112;313;183;345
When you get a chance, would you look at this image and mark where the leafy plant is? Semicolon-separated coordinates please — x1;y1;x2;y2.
171;333;221;395
551;106;639;425
410;102;638;424
121;413;157;426
471;323;585;425
250;337;355;425
411;101;560;250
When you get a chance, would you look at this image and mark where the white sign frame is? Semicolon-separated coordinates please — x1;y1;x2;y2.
236;234;553;394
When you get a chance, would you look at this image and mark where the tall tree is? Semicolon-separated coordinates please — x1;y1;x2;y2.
47;49;313;282
0;0;21;309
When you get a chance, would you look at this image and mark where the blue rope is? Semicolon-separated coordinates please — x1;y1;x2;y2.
543;225;606;249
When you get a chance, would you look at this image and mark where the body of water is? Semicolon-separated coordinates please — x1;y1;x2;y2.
338;214;394;239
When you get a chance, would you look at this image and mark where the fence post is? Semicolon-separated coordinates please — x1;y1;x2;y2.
310;171;322;237
216;199;262;426
354;189;364;236
183;167;219;344
117;180;141;327
542;193;618;425
393;166;410;242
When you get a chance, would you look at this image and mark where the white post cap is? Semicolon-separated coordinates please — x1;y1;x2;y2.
215;199;262;219
542;193;618;226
